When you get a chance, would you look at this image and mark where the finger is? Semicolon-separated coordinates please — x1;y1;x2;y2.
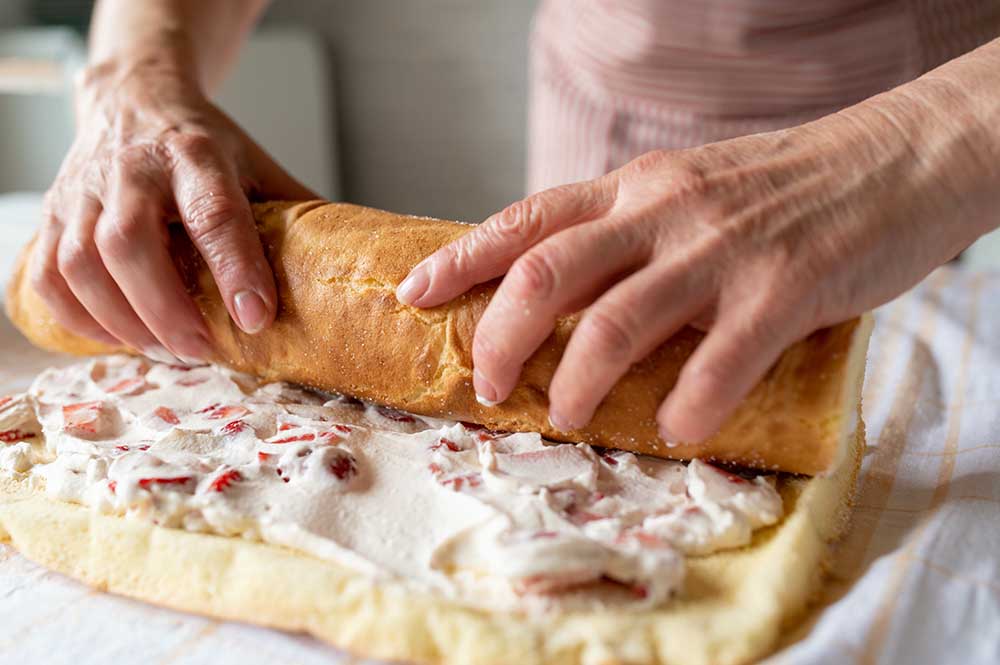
57;196;171;360
170;134;278;334
547;262;709;431
470;219;645;406
396;180;614;308
96;168;214;362
657;297;809;443
29;209;118;346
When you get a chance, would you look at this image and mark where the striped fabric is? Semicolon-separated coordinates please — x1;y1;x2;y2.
763;267;1000;664
527;0;1000;193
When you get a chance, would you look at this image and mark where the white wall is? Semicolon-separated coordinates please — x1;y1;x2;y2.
262;0;536;222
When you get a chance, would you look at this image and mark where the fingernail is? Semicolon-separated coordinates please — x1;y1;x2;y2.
143;345;178;365
658;423;683;447
548;411;575;432
473;369;500;405
234;290;269;334
396;266;429;305
476;393;500;408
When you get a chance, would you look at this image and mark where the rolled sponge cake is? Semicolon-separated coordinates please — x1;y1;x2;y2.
4;200;872;475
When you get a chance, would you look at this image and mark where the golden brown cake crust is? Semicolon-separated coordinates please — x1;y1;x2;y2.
4;200;868;475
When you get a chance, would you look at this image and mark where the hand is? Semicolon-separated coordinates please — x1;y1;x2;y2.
396;105;995;443
32;61;315;363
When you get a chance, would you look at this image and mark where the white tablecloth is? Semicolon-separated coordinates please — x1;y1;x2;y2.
0;193;997;665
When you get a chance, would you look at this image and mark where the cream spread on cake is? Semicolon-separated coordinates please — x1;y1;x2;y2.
0;356;783;612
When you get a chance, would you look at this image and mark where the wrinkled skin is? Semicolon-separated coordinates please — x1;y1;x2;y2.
397;96;997;443
33;62;314;363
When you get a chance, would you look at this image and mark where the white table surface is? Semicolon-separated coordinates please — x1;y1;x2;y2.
1;193;997;665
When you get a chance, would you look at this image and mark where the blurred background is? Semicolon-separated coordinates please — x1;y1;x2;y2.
0;0;534;222
1;0;998;266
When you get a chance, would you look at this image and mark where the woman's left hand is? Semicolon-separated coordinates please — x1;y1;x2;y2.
395;98;997;444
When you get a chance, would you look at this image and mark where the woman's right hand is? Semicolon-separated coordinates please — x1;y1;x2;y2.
32;61;315;363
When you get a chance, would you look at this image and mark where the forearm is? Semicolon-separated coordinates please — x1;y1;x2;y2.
829;37;1000;241
87;0;269;95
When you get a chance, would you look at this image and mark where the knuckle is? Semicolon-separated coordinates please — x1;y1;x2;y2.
681;354;733;402
655;157;710;201
740;302;785;346
751;272;816;337
626;149;671;178
624;150;708;196
492;196;545;243
507;249;559;301
183;192;240;243
167;132;218;162
577;308;636;362
94;211;145;257
56;238;93;279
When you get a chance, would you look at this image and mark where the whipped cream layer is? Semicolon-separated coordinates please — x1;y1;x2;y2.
0;356;783;612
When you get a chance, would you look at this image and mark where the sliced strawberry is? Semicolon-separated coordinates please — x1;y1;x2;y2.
221;420;247;435
176;377;208;387
153;406;180;425
333;424;352;435
63;401;108;436
438;473;482;492
0;396;14;410
512;570;597;596
429;437;461;452
108;480;117;494
0;429;35;444
198;404;250;420
630;531;669;548
597;575;649;600
138;476;192;490
329;453;358;481
257;451;273;462
278;422;296;431
269;433;316;444
195;403;220;414
106;377;146;395
209;469;243;492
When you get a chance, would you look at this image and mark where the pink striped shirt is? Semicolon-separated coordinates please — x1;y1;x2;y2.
527;0;1000;193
